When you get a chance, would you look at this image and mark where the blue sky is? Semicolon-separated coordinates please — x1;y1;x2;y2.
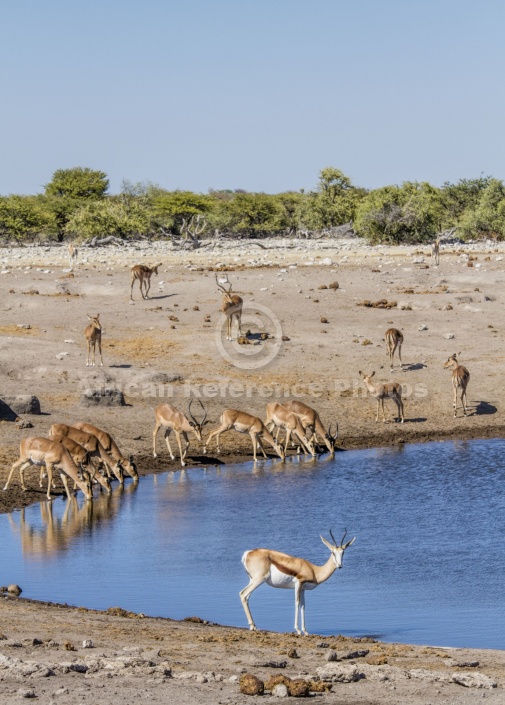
2;0;504;195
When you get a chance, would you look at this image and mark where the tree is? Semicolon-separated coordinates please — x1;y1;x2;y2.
213;192;283;237
304;167;366;230
65;199;151;240
0;195;55;242
43;167;109;241
354;182;444;244
44;167;109;199
440;176;493;227
151;190;213;235
458;179;505;240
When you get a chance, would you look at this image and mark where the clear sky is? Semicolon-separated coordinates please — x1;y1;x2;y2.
2;0;504;195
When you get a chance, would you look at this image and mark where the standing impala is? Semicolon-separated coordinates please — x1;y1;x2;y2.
203;409;285;462
385;328;403;372
153;399;208;466
72;422;138;480
84;314;103;367
282;400;337;453
443;353;470;417
359;371;404;423
216;274;243;341
240;529;355;635
130;263;162;301
264;402;316;456
3;437;93;501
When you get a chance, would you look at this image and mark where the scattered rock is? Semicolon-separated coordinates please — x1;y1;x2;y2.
320;317;329;324
325;649;338;662
318;284;328;290
1;395;41;415
254;660;287;669
17;689;36;699
239;673;264;695
265;675;292;691
79;388;125;407
315;663;362;682
281;335;290;341
340;649;370;660
328;281;339;290
288;678;310;697
272;683;288;697
63;640;76;651
454;660;479;668
7;584;22;596
17;419;34;429
16;324;31;329
287;648;298;659
357;299;397;309
452;672;497;689
443;333;454;339
418;324;428;331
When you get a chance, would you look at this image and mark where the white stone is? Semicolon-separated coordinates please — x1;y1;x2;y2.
272;683;289;697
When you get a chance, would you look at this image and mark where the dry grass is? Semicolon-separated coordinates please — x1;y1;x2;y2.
0;325;40;336
107;334;178;363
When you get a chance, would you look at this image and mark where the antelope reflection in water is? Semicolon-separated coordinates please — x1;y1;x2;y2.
8;482;138;558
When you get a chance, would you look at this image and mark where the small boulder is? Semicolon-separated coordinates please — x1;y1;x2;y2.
239;673;264;695
325;649;338;661
7;584;22;596
1;395;41;415
265;675;292;691
288;678;310;697
328;281;339;290
272;683;288;697
79;388;125;407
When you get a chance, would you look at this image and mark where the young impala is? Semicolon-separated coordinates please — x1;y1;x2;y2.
72;422;138;480
443;353;470;417
240;529;355;635
3;437;93;501
203;409;285;462
48;423;124;483
84;314;103;367
385;328;403;372
216;274;243;341
264;402;316;456
130;263;162;301
152;399;208;466
282;400;338;454
359;371;404;423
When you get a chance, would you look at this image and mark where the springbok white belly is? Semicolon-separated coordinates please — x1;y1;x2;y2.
266;565;317;590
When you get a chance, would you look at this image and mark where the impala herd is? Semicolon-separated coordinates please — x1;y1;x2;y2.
3;248;473;634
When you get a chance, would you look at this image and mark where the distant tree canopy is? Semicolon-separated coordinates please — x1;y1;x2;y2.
0;166;503;243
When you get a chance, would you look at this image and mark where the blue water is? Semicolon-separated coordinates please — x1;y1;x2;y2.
1;439;504;649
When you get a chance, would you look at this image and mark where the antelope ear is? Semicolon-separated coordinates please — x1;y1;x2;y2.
320;535;333;550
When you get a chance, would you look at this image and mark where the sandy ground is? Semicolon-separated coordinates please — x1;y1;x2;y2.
1;238;504;702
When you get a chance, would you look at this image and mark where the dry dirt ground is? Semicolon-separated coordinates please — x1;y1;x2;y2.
1;238;504;703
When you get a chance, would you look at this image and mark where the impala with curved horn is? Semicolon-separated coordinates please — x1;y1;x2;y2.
264;402;316;456
240;529;355;635
152;399;208;466
282;400;338;453
216;274;243;341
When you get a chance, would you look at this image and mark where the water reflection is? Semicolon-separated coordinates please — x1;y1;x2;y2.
1;441;504;648
8;482;138;558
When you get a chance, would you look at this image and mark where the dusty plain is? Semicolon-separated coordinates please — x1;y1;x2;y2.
1;237;504;703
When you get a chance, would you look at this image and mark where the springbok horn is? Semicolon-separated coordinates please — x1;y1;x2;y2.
329;528;337;545
340;528;348;545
